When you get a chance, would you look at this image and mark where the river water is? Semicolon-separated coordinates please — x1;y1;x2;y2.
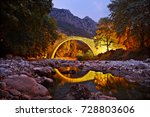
53;66;150;100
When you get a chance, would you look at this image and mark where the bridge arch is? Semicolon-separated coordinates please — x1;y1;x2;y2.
54;68;95;83
51;36;98;58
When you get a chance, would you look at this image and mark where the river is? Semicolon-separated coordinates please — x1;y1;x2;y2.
53;66;150;100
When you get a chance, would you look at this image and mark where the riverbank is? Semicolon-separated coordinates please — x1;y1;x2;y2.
0;57;150;99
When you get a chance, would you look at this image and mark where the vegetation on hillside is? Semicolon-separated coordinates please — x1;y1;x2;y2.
57;20;92;38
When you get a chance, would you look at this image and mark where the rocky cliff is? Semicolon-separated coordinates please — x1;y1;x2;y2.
49;8;97;38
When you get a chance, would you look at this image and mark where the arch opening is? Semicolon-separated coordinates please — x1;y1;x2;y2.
51;38;96;59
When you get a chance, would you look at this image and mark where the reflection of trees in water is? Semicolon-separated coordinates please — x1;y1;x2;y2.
94;72;130;91
93;72;137;99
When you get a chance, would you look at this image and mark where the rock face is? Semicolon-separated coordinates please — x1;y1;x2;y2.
50;8;97;38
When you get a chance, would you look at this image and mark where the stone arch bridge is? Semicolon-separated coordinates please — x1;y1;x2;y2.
47;36;100;58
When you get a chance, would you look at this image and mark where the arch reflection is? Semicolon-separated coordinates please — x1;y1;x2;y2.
54;68;95;83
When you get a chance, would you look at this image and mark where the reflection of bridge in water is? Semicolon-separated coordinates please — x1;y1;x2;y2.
48;36;103;58
54;68;114;83
54;68;96;83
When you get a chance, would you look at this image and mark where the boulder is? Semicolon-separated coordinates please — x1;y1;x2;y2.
4;75;50;99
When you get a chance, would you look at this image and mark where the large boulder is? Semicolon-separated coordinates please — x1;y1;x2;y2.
4;75;51;99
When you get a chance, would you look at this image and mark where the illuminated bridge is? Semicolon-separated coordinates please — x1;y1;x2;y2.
46;36;106;82
47;36;101;58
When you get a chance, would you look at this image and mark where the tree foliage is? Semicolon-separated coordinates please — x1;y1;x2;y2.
54;33;78;58
95;17;116;51
108;0;150;48
0;0;58;57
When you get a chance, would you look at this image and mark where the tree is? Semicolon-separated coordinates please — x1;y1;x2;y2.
55;38;78;58
108;0;150;49
0;0;58;57
95;17;116;51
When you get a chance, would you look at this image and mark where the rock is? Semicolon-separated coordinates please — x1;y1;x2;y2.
137;63;147;69
98;95;117;100
40;77;54;89
65;94;76;100
33;67;53;77
4;75;50;99
9;89;21;96
0;89;10;99
64;84;117;100
6;54;13;59
20;94;31;100
0;82;6;89
89;92;117;100
12;96;20;100
144;58;150;63
64;84;91;100
144;80;150;86
32;95;52;100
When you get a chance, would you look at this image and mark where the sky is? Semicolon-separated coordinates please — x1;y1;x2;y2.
52;0;111;22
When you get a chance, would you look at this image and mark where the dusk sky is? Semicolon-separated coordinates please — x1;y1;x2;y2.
53;0;111;22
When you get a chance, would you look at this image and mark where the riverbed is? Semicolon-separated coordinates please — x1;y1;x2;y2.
0;57;150;99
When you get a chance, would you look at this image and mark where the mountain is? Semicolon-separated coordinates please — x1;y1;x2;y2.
49;8;97;38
